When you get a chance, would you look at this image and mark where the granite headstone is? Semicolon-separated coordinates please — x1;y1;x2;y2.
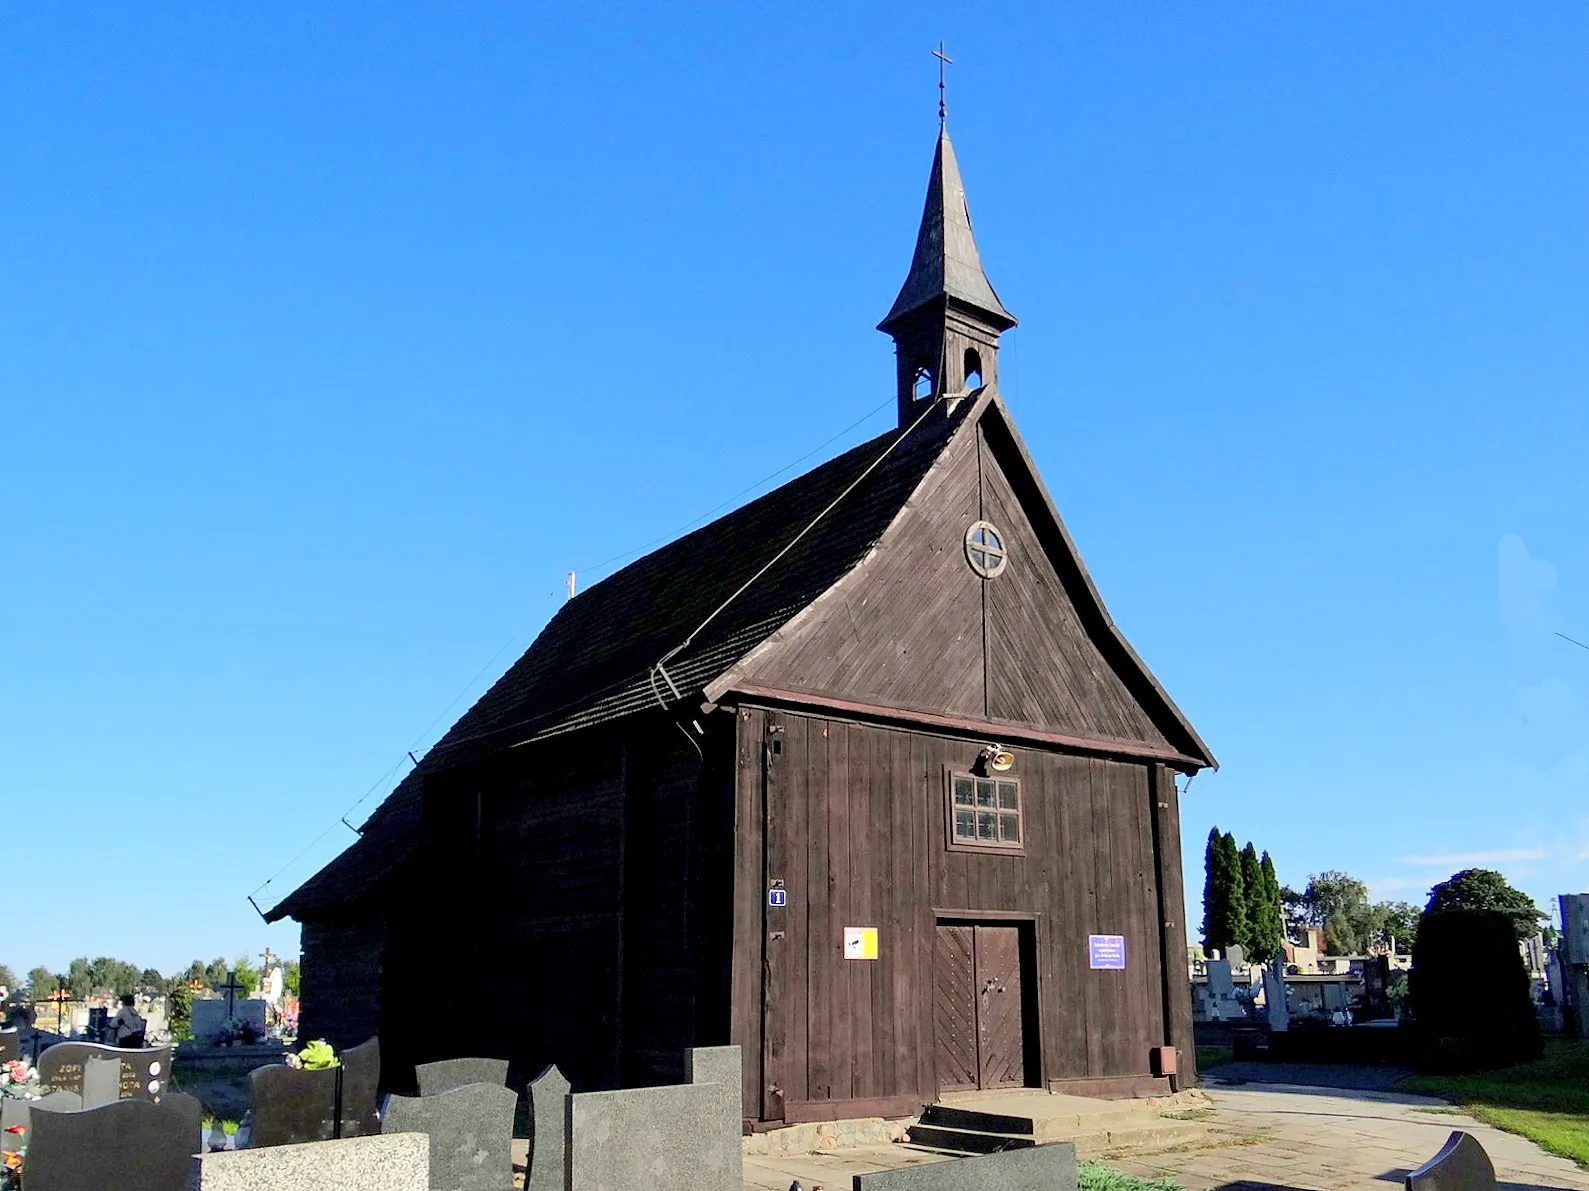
566;1045;740;1191
1263;960;1290;1033
187;1132;429;1191
0;1028;18;1062
23;1090;202;1191
1404;1130;1496;1191
190;999;268;1043
0;1089;82;1137
383;1082;518;1191
414;1057;510;1098
339;1036;382;1138
249;1064;339;1148
525;1063;569;1191
851;1141;1078;1191
36;1041;170;1101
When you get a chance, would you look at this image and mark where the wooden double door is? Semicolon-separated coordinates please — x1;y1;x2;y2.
933;922;1030;1091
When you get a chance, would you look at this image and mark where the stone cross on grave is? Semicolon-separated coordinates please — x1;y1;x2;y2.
213;970;246;1018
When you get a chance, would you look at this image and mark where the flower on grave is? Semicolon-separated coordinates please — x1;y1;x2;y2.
297;1039;339;1071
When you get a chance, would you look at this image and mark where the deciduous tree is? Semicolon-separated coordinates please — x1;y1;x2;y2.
1424;869;1544;942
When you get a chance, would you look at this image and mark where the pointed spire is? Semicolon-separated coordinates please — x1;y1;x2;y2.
878;127;1016;334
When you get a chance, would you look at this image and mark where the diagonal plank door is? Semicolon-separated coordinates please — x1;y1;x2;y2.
933;925;978;1090
973;925;1025;1089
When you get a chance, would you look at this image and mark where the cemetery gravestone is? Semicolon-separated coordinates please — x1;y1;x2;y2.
23;1090;202;1191
36;1041;170;1101
566;1045;741;1191
0;1089;82;1137
851;1141;1078;1191
1225;944;1246;969
188;1132;429;1191
1263;959;1290;1032
383;1082;519;1191
525;1064;569;1191
1404;1129;1496;1191
0;1028;18;1062
249;1064;339;1147
1204;959;1242;1020
415;1056;510;1097
190;999;268;1043
339;1036;381;1138
1323;982;1350;1014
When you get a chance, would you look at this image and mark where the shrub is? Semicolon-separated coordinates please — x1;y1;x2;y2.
1410;908;1542;1072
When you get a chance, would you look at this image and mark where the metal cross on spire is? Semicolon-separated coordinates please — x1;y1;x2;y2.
933;41;953;126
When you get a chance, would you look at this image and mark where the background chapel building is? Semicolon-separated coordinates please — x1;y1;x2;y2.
269;125;1216;1127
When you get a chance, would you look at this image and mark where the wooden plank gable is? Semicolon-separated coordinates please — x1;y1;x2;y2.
722;395;1206;763
726;425;988;720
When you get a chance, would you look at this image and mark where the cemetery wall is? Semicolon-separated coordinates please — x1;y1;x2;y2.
732;704;1190;1124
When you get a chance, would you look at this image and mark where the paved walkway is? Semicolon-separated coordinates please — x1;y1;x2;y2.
1110;1083;1589;1191
740;1080;1589;1190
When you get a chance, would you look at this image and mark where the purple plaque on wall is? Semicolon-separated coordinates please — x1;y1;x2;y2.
1089;934;1126;970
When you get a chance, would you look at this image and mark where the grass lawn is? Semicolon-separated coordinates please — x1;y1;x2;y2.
1400;1039;1589;1169
1077;1160;1183;1190
1195;1044;1232;1071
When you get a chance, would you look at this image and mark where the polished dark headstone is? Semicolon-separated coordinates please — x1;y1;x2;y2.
1405;1130;1497;1191
526;1063;570;1191
247;1064;338;1148
0;1028;19;1063
338;1035;381;1138
36;1041;170;1101
415;1056;510;1097
0;1089;82;1137
384;1081;519;1191
24;1090;202;1191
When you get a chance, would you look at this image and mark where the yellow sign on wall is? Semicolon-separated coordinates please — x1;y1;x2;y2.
843;926;878;960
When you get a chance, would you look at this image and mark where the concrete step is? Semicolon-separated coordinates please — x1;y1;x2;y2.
915;1104;1034;1136
904;1123;1037;1155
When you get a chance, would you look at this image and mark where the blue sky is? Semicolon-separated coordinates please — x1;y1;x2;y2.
3;5;1587;974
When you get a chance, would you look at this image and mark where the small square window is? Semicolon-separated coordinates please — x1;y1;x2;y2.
946;770;1023;853
954;809;975;841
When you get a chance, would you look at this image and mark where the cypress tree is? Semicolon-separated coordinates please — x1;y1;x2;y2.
1200;827;1221;954
1239;842;1264;956
1221;832;1248;956
1246;850;1285;964
1202;828;1247;955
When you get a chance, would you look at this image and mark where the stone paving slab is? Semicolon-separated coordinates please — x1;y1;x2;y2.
1107;1084;1589;1191
736;1082;1589;1191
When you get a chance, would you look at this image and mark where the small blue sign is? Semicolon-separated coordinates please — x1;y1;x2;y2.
1089;934;1126;970
768;889;788;907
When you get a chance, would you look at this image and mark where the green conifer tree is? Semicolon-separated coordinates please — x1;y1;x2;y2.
1238;842;1264;955
1202;828;1248;955
1247;850;1285;964
1200;827;1222;954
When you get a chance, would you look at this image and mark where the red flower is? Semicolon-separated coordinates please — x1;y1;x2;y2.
3;1125;23;1134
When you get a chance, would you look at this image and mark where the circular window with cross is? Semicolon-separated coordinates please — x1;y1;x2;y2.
964;521;1008;579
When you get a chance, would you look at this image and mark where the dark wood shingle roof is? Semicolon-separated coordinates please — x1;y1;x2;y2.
266;408;967;921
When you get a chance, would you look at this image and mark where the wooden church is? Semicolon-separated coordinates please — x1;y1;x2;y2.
268;123;1215;1127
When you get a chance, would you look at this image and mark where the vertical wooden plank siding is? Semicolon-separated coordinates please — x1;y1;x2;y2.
736;706;1178;1119
732;707;767;1122
1151;764;1199;1086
